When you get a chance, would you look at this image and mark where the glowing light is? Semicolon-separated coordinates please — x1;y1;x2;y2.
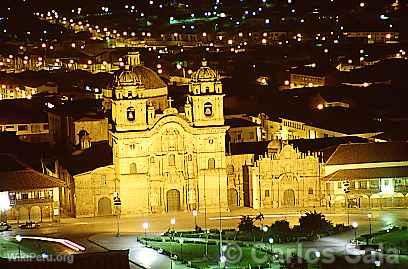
317;104;324;110
0;192;10;210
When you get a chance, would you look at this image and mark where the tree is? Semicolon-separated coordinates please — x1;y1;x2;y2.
238;215;257;232
270;220;291;242
298;211;332;236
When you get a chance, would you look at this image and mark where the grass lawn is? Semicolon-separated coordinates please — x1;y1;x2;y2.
372;229;408;253
144;240;274;268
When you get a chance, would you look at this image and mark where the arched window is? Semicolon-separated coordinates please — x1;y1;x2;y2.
168;154;175;166
127;107;135;121
208;158;215;169
130;163;137;174
204;102;213;117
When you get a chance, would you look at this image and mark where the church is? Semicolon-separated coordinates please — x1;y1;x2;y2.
110;53;229;215
43;52;323;218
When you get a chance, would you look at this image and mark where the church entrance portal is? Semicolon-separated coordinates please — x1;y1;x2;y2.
167;189;181;212
98;197;112;216
282;189;296;207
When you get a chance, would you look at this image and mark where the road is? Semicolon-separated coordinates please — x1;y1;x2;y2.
4;208;408;268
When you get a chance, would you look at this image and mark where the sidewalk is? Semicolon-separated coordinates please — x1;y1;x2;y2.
88;233;189;269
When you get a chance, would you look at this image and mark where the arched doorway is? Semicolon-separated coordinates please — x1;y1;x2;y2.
166;189;181;212
282;189;296;207
98;197;112;216
31;206;41;222
227;188;239;207
19;207;29;222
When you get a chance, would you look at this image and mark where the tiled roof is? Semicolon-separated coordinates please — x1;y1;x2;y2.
0;154;65;192
325;142;408;165
323;166;408;181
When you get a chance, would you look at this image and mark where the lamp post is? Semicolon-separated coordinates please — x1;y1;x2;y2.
352;222;358;242
268;237;274;255
368;213;372;236
176;63;186;78
16;235;22;258
143;222;149;238
192;209;198;230
170;217;176;239
179;239;184;258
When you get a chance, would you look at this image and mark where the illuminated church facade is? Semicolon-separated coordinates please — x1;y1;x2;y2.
110;55;229;214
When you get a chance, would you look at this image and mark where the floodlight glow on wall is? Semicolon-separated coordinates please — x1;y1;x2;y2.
0;191;10;211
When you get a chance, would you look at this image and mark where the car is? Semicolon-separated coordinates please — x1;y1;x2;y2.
0;222;11;232
18;221;40;229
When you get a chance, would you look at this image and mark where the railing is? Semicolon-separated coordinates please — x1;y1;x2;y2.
11;198;53;205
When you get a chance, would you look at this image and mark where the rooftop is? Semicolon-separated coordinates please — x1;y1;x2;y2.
326;142;408;165
324;166;408;181
0;154;65;192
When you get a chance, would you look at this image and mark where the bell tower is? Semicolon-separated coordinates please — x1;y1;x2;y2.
186;60;224;127
111;68;148;132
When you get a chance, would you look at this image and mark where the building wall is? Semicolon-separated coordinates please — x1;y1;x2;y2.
228;126;262;143
248;144;322;209
74;166;116;218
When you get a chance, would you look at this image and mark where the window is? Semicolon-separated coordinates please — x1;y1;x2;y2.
18;125;28;131
150;156;155;163
127;107;135;121
204;102;213;117
337;182;342;189
130;163;137;174
129;144;136;150
168;154;175;166
265;190;270;198
308;188;314;195
359;181;367;189
187;154;192;161
21;193;29;200
101;175;107;185
208;158;215;169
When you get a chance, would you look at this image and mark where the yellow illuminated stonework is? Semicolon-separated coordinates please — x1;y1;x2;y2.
110;60;229;214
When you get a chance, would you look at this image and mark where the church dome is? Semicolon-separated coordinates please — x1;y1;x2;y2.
113;66;166;90
114;69;142;86
191;60;218;82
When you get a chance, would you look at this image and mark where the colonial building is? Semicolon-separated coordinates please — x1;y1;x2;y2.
323;142;408;208
228;141;323;210
0;154;65;223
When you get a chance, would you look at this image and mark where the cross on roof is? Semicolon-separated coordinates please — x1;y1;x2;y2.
168;97;174;108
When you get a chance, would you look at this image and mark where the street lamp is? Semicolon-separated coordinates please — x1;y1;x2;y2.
179;239;184;258
192;209;198;230
268;237;274;254
368;213;372;236
143;222;149;237
16;235;22;258
170;217;176;238
352;222;359;242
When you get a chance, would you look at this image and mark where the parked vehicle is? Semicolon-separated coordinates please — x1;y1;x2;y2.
0;222;11;232
18;221;40;229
